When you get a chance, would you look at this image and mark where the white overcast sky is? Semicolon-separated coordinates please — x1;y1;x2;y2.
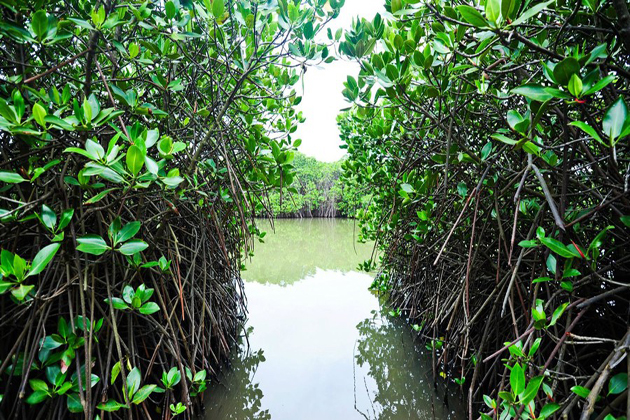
294;0;386;162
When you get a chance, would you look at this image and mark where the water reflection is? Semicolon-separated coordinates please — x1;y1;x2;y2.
354;310;462;419
204;337;270;420
242;218;375;285
205;219;461;419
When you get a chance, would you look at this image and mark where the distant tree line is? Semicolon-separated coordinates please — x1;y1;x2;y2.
259;152;370;218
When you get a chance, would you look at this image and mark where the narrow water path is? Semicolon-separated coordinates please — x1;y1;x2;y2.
205;219;462;419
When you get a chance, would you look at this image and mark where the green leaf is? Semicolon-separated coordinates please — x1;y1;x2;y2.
129;43;140;59
481;142;492;160
570;121;605;145
583;75;615;96
522;141;541;156
29;379;49;392
303;21;314;39
91;6;106;27
603;97;628;141
571;386;590;398
97;399;126;412
565;245;583;260
117;222;141;244
518;240;538;248
528;337;542;357
107;297;129;310
519;376;544;405
193;370;206;382
139;302;160;315
41;204;56;230
85;139;105;160
585;43;607;65
568;74;583;98
162;176;184;187
1;249;15;276
540;237;576;259
288;3;299;22
491;133;517;145
540;403;560;419
123;285;135;304
400;183;414;194
58;209;74;231
158;137;173;156
587;226;614;258
26;390;49;405
64;148;97;161
45;115;75;131
507;110;527;133
117;239;148;255
482;395;496;409
498;390;514;403
457;182;468;197
391;0;402;14
111;361;121;385
98;167;124;184
76;235;110;256
549;302;568;327
547;254;557;275
126;367;141;398
501;0;515;19
31;10;49;41
165;1;177;19
82;98;92;123
67;18;94;31
563;267;581;278
12;90;24;123
544;87;572;99
532;299;546;325
608;373;628;395
171;142;186;154
66;393;83;413
33;103;47;127
457;5;489;27
0;98;17;124
84;188;116;205
509;0;554;26
511;84;553;102
126;145;145;177
553;57;580;85
12;284;34;301
57;381;72;395
28;243;61;276
0;171;26;184
212;0;224;19
485;0;501;22
132;384;157;404
510;363;525;395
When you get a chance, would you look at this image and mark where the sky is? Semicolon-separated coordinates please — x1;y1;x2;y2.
294;0;385;162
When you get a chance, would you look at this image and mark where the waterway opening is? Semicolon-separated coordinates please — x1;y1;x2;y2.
205;218;463;419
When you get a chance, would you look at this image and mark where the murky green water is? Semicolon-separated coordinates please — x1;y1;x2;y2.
205;218;462;420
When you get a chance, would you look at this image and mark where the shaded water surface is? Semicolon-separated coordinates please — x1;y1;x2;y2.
205;218;462;420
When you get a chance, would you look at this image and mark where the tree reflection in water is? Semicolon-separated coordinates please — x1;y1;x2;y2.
205;331;270;420
353;310;463;420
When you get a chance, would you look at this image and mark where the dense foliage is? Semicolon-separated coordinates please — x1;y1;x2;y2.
261;152;367;217
0;0;342;418
338;0;630;419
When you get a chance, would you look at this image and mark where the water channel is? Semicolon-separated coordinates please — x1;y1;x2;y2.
205;218;462;420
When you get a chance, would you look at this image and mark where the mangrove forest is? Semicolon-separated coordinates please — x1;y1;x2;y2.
0;0;628;419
